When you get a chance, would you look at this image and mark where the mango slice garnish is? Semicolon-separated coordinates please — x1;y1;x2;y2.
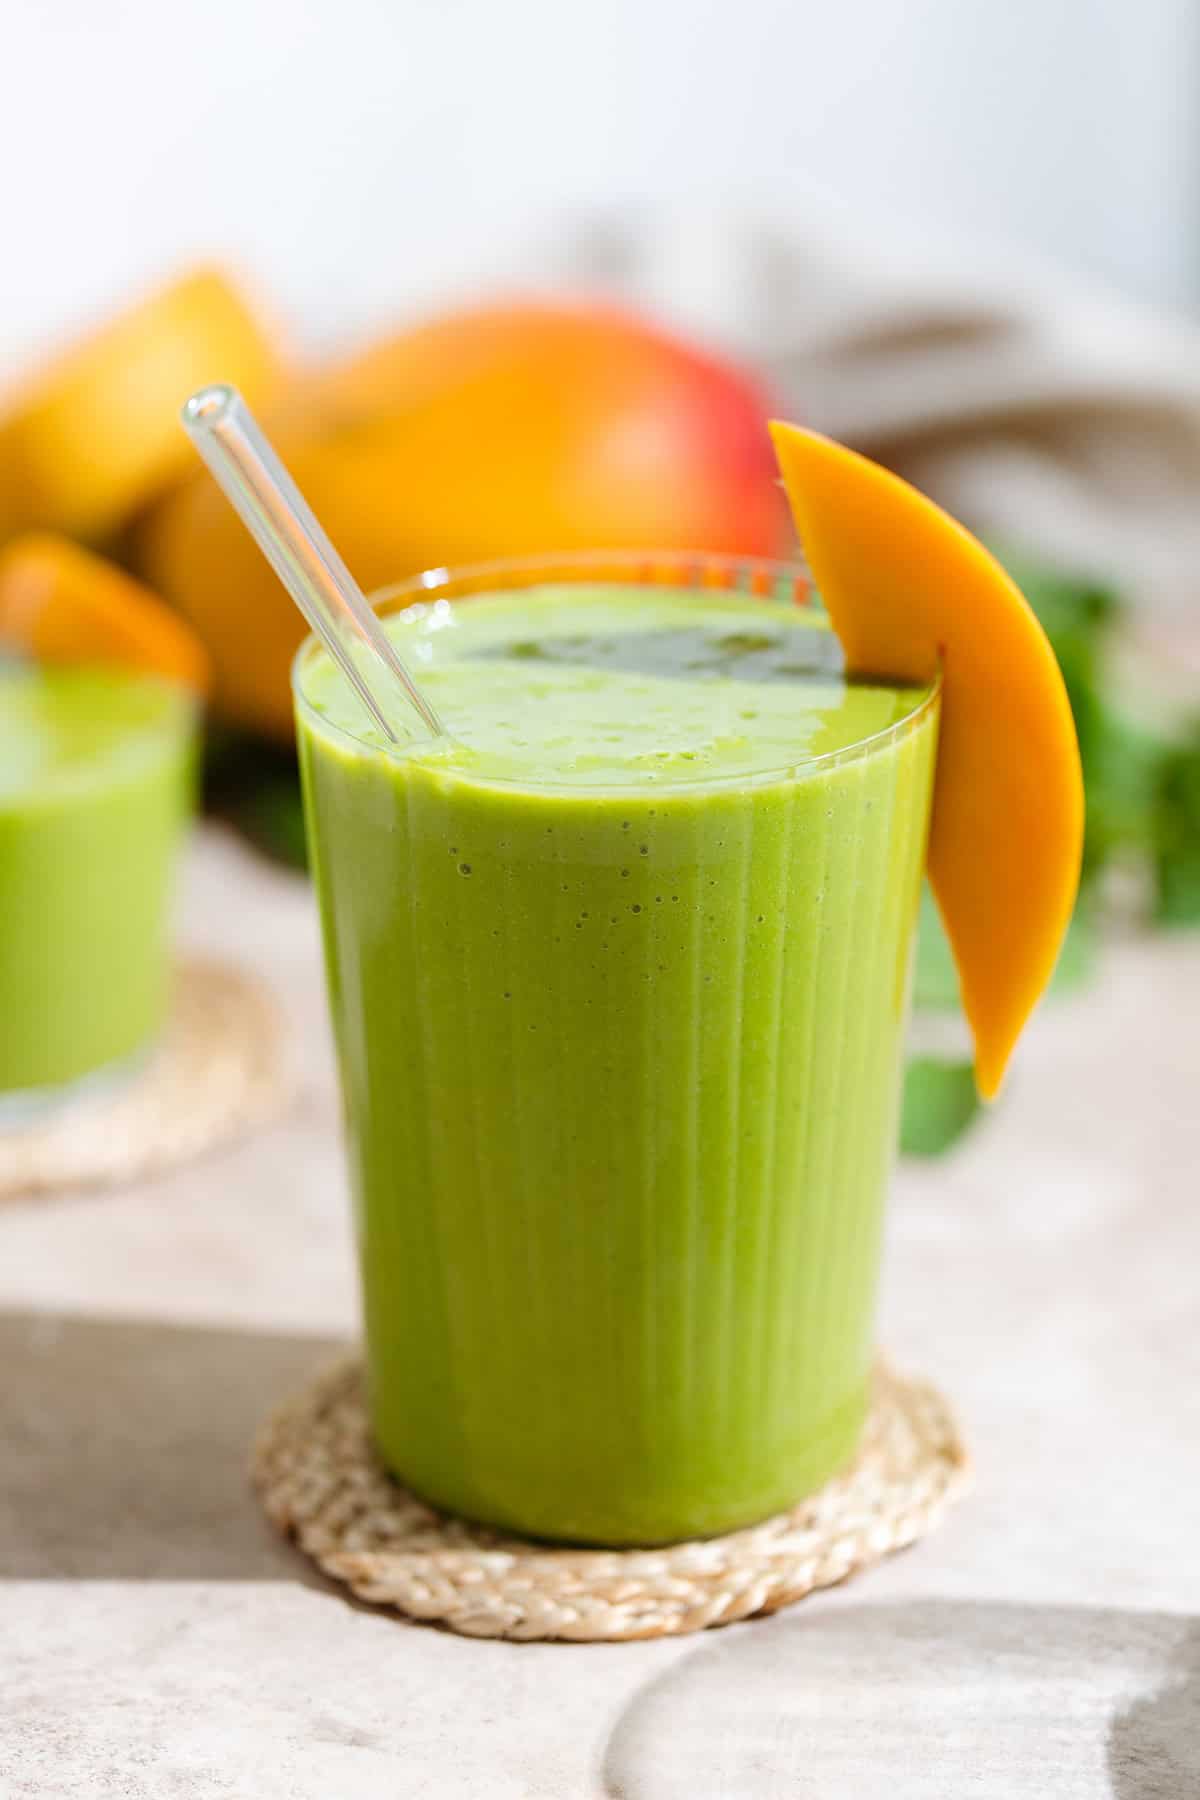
770;422;1083;1098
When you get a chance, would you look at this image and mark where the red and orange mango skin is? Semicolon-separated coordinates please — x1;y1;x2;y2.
771;422;1084;1098
143;301;784;739
318;302;783;556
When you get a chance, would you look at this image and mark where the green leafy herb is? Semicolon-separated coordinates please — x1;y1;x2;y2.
900;1057;982;1157
1153;716;1200;926
202;728;308;870
234;777;309;870
911;886;962;1013
1049;900;1098;995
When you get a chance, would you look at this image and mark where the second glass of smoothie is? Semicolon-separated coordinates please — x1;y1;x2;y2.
0;664;195;1121
296;552;938;1544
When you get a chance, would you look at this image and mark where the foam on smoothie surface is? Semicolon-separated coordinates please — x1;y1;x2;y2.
300;584;928;787
0;664;191;804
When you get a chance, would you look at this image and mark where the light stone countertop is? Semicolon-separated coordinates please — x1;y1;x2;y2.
3;826;1199;1798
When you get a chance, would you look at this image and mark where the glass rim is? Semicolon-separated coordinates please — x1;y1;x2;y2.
291;549;942;794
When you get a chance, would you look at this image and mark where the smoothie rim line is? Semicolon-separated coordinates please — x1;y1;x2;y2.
291;551;942;800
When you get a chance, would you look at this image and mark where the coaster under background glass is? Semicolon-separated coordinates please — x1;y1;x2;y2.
0;955;290;1199
252;1356;969;1643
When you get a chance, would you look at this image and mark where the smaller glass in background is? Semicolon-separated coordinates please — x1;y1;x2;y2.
0;662;196;1122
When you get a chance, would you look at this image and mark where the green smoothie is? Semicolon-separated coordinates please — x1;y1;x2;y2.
296;570;938;1543
0;664;194;1112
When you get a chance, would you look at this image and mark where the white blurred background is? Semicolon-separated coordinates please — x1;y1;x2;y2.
3;0;1198;380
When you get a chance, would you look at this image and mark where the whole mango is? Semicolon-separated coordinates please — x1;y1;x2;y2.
141;299;784;739
0;268;285;546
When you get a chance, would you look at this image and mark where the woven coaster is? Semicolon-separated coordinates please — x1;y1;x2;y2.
253;1357;970;1642
0;956;291;1200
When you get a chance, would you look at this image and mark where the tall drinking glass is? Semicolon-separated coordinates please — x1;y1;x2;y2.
295;552;939;1544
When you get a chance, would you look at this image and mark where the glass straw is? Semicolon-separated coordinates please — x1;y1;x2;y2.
180;383;445;743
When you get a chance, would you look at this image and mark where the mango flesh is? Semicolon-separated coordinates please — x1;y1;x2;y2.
770;422;1083;1098
0;267;285;546
141;301;784;739
0;534;210;697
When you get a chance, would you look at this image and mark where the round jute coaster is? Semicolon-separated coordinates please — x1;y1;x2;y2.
0;956;291;1200
253;1357;970;1642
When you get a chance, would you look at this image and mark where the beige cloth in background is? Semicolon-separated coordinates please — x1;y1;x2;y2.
552;211;1200;612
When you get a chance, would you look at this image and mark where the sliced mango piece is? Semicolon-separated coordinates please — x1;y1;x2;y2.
0;534;210;696
0;267;285;543
770;422;1083;1098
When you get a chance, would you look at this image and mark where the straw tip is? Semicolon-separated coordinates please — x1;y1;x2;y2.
181;383;238;430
